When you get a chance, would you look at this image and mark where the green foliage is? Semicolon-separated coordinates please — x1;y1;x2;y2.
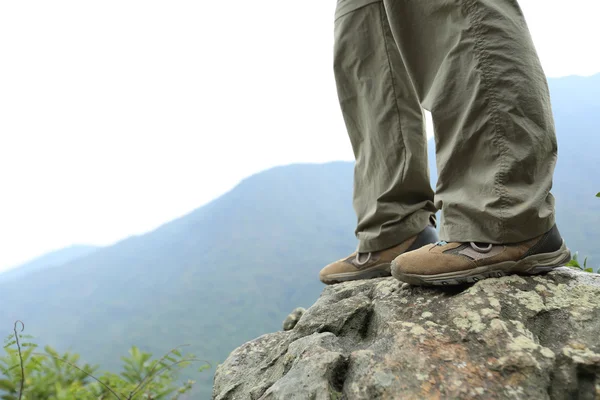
596;192;600;198
565;252;597;274
0;325;205;400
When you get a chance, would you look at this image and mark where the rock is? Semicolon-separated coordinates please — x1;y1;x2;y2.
283;308;306;331
213;269;600;400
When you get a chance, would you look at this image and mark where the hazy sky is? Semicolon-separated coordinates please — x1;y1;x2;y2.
1;0;599;271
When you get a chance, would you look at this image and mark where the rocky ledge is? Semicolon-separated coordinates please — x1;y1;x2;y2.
213;269;600;400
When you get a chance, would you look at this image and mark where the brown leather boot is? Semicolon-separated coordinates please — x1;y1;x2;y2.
319;225;438;285
392;225;571;286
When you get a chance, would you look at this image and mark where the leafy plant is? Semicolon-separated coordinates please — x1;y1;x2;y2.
0;322;208;400
566;252;596;273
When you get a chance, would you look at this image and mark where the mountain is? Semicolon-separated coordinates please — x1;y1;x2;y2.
0;162;357;398
549;74;600;267
0;74;598;398
0;245;99;283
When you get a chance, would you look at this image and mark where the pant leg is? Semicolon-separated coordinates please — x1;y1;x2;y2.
382;0;557;243
334;0;437;253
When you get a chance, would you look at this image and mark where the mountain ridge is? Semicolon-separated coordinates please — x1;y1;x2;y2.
0;244;99;283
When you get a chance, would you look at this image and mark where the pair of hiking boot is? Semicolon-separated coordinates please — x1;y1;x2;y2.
319;225;571;286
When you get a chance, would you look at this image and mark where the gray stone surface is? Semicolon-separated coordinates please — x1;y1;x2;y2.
213;269;600;399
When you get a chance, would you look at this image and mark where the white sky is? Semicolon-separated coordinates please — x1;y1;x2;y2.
1;0;599;271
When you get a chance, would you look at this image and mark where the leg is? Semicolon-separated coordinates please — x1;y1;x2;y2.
382;0;557;243
334;0;437;253
320;0;439;285
386;0;571;285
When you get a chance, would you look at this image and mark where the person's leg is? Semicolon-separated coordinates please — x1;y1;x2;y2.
384;0;556;243
334;1;437;251
385;0;571;285
320;0;438;284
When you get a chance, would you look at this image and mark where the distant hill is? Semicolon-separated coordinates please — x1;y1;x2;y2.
0;74;598;399
0;245;99;283
548;74;600;267
0;162;357;398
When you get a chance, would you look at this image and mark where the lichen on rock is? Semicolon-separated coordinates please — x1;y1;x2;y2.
282;307;306;331
213;269;600;399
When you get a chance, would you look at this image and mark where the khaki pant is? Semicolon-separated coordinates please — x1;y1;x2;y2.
334;0;557;252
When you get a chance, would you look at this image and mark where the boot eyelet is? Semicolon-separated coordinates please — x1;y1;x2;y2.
470;243;493;253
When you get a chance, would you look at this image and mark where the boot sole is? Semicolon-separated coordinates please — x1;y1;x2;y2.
392;241;572;286
320;263;392;285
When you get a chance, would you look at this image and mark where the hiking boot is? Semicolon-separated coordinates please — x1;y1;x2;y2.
319;225;439;285
391;225;571;286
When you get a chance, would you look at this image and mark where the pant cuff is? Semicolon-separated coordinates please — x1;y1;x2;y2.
439;214;556;244
357;210;435;252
